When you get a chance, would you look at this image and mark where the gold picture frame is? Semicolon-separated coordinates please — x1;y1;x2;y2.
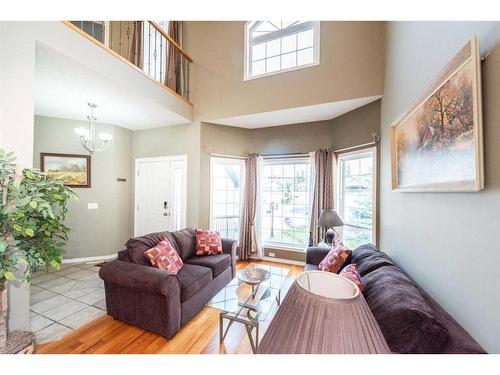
391;36;484;192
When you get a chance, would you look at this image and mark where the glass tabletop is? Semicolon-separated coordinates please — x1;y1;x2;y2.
208;265;289;321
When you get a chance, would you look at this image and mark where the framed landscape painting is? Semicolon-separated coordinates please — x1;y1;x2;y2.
41;153;91;188
391;36;484;192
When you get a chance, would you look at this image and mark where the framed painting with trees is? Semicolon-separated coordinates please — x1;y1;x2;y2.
391;36;484;192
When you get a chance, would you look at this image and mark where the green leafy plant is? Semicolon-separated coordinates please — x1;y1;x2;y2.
0;148;76;351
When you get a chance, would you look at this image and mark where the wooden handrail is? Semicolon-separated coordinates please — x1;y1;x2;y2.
148;21;193;62
61;21;193;106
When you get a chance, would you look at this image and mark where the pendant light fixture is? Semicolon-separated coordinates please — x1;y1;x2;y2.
74;103;112;154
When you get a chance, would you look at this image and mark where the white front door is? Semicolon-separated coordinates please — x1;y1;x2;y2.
134;156;187;236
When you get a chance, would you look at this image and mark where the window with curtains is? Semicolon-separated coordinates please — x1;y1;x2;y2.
244;21;320;80
337;148;377;249
261;157;312;249
210;157;245;240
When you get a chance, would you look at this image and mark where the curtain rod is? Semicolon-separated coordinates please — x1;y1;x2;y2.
334;140;378;154
261;153;310;159
209;134;380;160
209;152;246;160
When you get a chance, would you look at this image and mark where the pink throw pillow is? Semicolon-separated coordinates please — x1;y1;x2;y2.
144;238;183;274
195;229;223;256
339;264;366;293
318;243;352;273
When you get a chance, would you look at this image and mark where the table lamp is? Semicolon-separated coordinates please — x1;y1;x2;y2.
318;209;344;245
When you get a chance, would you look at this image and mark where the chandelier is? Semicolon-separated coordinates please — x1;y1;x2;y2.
74;103;112;153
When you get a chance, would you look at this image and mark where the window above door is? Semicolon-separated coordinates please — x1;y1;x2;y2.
244;21;320;80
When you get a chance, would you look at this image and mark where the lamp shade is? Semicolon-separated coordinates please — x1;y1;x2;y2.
318;209;343;228
258;271;390;354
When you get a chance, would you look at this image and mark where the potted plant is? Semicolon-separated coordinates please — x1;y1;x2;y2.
0;149;76;353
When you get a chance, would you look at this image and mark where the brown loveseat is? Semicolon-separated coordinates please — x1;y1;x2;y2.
296;244;486;354
99;228;238;339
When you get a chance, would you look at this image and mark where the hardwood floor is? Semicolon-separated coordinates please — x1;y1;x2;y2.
35;260;303;354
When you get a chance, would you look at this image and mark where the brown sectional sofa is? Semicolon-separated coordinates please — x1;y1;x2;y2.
301;244;486;354
99;228;238;339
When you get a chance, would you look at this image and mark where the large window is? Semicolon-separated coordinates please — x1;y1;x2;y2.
337;148;377;249
245;21;320;80
210;157;245;240
261;157;312;249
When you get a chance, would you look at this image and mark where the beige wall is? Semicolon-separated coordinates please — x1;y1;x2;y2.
380;22;500;353
198;100;381;261
33;116;134;259
184;21;385;122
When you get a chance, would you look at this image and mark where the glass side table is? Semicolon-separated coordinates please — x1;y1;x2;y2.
207;265;289;353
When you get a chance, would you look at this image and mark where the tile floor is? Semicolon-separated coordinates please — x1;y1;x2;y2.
30;263;107;344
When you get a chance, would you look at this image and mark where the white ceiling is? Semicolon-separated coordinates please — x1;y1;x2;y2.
209;95;382;129
34;43;191;130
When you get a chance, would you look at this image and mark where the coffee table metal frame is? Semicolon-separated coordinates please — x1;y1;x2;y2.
218;280;281;353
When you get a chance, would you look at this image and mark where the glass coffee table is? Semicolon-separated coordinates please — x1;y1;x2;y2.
207;265;289;353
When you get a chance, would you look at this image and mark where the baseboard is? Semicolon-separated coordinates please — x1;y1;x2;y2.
62;254;117;265
262;256;305;266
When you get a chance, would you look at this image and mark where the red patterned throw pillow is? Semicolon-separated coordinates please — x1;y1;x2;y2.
339;264;366;293
144;238;183;274
195;229;223;255
318;243;352;273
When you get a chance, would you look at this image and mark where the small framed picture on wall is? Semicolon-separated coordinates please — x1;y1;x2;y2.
40;153;91;188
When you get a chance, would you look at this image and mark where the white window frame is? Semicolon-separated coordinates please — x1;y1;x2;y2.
209;157;246;240
261;156;312;251
336;147;377;247
244;21;321;81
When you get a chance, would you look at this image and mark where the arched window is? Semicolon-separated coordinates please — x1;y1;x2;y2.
244;21;320;80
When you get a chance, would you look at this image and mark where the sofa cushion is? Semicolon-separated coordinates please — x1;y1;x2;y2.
176;263;212;302
351;244;394;277
318;244;351;273
195;229;223;256
339;264;365;293
362;265;449;353
126;231;179;266
185;254;231;278
144;239;184;274
171;228;197;260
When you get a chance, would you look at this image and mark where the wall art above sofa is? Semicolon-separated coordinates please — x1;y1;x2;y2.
391;36;484;192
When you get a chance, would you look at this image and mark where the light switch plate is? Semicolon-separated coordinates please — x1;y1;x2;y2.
87;203;98;210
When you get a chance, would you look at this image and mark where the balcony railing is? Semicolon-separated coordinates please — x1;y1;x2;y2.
66;21;192;103
212;216;240;241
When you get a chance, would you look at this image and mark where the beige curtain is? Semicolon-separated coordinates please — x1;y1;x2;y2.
129;21;144;69
165;21;183;95
239;154;259;260
309;149;336;246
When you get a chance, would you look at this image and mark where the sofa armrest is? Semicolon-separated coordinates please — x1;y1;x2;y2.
221;238;238;277
99;260;180;297
117;248;130;261
222;238;238;256
306;246;331;265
